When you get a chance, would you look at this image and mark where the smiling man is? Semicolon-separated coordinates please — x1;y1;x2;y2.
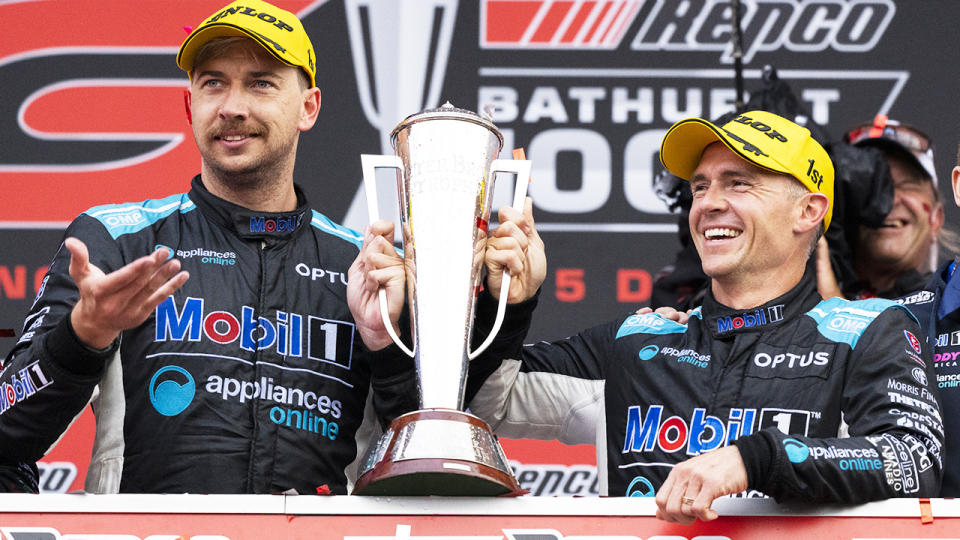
458;111;944;522
846;118;944;298
0;0;416;494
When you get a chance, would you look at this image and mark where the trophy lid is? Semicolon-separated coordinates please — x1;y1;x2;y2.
390;102;503;148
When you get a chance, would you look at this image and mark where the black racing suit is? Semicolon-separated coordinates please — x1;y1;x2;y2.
0;176;417;494
897;260;960;496
469;269;943;500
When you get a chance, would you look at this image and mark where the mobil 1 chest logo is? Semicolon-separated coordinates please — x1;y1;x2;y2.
748;343;835;379
155;296;355;370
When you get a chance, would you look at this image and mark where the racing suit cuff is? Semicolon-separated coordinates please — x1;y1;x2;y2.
474;287;540;343
368;343;416;381
732;430;777;493
45;314;116;377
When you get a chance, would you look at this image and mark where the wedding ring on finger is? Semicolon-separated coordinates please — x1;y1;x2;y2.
681;496;696;505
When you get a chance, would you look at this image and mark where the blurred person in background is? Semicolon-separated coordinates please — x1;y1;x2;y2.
817;116;946;300
896;143;960;496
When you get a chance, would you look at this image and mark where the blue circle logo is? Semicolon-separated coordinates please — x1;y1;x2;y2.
626;476;655;497
149;365;195;417
783;438;810;463
638;345;659;361
154;244;175;261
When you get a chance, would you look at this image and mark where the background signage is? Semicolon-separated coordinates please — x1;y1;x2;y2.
2;0;958;493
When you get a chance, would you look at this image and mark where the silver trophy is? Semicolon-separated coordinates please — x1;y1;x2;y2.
353;104;530;496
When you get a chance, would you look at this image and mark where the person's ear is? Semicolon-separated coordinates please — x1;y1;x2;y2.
299;87;321;131
952;165;960;207
796;192;830;234
183;90;192;125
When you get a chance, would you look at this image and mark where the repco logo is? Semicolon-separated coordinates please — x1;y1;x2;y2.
631;0;895;63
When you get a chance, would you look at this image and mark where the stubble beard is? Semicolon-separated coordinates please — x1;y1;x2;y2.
201;127;299;195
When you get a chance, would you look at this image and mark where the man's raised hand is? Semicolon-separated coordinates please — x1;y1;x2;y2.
67;238;189;350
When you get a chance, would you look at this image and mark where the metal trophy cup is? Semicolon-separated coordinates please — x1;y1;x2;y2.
353;103;530;496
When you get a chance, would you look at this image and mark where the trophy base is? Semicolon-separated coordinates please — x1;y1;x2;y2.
353;409;522;496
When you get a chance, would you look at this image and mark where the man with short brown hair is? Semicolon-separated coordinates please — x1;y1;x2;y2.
0;0;415;494
447;111;943;521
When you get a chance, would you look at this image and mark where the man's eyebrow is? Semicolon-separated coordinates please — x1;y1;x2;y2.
195;70;225;79
690;169;755;183
194;70;283;80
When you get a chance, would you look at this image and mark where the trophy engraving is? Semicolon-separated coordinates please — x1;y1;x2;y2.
353;104;529;496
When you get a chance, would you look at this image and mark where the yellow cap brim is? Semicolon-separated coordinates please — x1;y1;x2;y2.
177;23;314;87
660;118;794;181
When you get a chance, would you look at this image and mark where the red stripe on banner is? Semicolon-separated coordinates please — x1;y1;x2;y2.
561;1;596;43
609;1;640;45
0;1;314;57
530;2;575;43
24;87;188;134
584;2;614;42
477;216;489;232
485;1;543;43
599;2;628;44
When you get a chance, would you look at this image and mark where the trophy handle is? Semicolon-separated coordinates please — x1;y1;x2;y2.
468;158;532;360
360;153;416;358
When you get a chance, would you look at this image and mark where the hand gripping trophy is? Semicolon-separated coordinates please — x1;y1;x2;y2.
353;103;530;496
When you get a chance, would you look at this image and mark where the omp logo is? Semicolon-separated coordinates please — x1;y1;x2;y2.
482;0;644;49
0;529;229;540
154;296;355;369
825;313;869;334
631;0;895;63
100;209;145;228
616;312;685;338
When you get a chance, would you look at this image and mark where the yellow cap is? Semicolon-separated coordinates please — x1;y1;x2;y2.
177;0;316;88
660;110;834;230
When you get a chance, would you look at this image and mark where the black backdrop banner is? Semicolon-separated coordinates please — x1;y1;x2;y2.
3;0;960;360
